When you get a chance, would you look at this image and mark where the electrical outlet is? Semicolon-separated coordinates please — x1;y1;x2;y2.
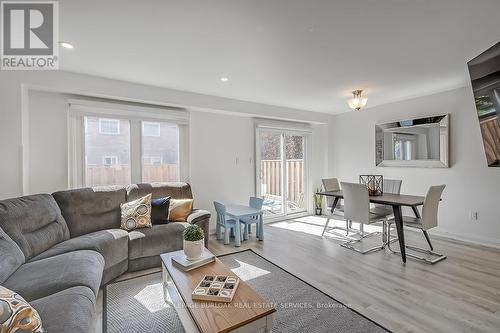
470;210;478;221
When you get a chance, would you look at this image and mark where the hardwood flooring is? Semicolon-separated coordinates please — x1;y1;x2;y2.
208;216;500;333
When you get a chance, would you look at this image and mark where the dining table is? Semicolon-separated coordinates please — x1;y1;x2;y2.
316;190;427;263
223;204;264;247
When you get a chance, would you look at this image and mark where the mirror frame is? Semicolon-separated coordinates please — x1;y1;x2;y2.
375;114;449;168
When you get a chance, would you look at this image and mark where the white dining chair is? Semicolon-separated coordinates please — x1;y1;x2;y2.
321;178;349;236
339;182;387;254
369;179;402;244
387;185;446;264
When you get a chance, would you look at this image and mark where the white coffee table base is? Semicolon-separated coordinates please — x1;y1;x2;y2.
162;264;274;333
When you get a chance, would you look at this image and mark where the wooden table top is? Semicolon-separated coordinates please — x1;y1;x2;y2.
161;251;276;333
317;190;426;207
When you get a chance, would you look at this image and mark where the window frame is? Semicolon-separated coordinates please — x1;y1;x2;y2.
255;120;312;222
68;100;189;188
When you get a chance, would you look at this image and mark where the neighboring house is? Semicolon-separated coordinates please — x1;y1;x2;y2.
85;118;179;167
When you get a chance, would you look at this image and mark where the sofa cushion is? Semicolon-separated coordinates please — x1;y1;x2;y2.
127;182;193;201
31;286;95;333
30;229;129;285
151;197;171;225
168;198;193;222
128;223;188;261
0;285;43;332
52;186;126;237
0;227;25;284
0;194;70;260
120;194;152;231
4;250;104;302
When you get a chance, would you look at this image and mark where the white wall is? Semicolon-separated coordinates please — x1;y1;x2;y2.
0;71;329;234
189;111;256;229
190;111;329;232
329;87;500;247
0;70;330;199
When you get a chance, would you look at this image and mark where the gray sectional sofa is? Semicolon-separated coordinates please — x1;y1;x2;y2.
0;182;209;333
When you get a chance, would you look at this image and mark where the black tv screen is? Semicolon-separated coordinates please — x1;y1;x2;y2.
467;41;500;167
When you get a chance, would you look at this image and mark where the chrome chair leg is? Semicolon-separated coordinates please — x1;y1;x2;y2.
340;219;385;254
340;230;385;254
322;215;356;237
387;224;446;264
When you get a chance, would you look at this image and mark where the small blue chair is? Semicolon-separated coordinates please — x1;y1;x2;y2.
240;197;264;240
214;201;244;245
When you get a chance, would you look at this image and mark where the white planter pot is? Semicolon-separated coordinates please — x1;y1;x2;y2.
183;239;204;261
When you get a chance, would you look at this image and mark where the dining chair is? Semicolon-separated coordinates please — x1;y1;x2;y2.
339;182;387;254
321;178;349;236
239;197;264;240
213;201;244;245
369;179;402;243
387;185;446;264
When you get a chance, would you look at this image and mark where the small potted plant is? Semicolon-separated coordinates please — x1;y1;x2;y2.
183;224;205;261
313;187;323;215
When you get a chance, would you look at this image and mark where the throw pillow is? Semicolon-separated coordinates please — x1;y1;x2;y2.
120;194;152;231
168;198;193;222
0;286;43;333
151;197;171;225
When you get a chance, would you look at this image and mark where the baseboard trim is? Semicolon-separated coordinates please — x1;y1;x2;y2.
428;229;500;250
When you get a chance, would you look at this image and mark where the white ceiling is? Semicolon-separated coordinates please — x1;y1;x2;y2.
59;0;500;114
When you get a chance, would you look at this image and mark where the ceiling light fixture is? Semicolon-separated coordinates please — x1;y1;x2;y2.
347;90;368;110
59;41;74;49
220;77;229;82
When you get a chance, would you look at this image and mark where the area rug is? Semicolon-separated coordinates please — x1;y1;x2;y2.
104;250;389;333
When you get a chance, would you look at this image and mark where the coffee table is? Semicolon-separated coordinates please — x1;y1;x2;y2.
161;250;276;333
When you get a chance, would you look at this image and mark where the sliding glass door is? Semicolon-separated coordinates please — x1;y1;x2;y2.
257;128;308;218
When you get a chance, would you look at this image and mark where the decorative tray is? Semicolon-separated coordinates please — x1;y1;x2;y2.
192;275;240;302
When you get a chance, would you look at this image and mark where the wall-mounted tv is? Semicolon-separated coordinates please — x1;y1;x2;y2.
467;41;500;167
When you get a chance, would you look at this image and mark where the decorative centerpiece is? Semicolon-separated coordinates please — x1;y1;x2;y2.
313;186;323;215
192;274;240;302
359;175;384;196
183;224;205;261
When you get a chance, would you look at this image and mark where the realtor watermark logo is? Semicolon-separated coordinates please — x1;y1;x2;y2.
1;1;58;70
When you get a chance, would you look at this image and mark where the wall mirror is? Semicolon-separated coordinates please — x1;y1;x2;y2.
375;114;449;168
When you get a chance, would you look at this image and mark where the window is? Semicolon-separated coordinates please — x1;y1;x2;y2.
102;156;118;166
142;121;161;137
85;117;131;186
99;118;120;135
256;127;309;218
69;100;187;188
142;121;179;182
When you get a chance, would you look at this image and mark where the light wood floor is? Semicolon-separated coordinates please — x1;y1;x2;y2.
208;216;500;333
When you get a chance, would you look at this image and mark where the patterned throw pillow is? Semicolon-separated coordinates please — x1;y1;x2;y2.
120;194;152;231
168;199;193;222
0;286;43;333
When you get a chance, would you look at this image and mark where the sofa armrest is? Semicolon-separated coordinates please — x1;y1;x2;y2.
187;209;211;246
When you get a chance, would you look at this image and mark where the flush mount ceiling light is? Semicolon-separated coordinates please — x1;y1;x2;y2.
347;89;368;110
220;77;229;82
59;41;74;49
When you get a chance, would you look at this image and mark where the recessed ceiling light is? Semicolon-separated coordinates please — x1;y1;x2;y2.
59;41;74;49
220;77;229;82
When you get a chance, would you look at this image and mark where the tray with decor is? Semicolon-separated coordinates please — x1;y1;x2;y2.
191;274;240;302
